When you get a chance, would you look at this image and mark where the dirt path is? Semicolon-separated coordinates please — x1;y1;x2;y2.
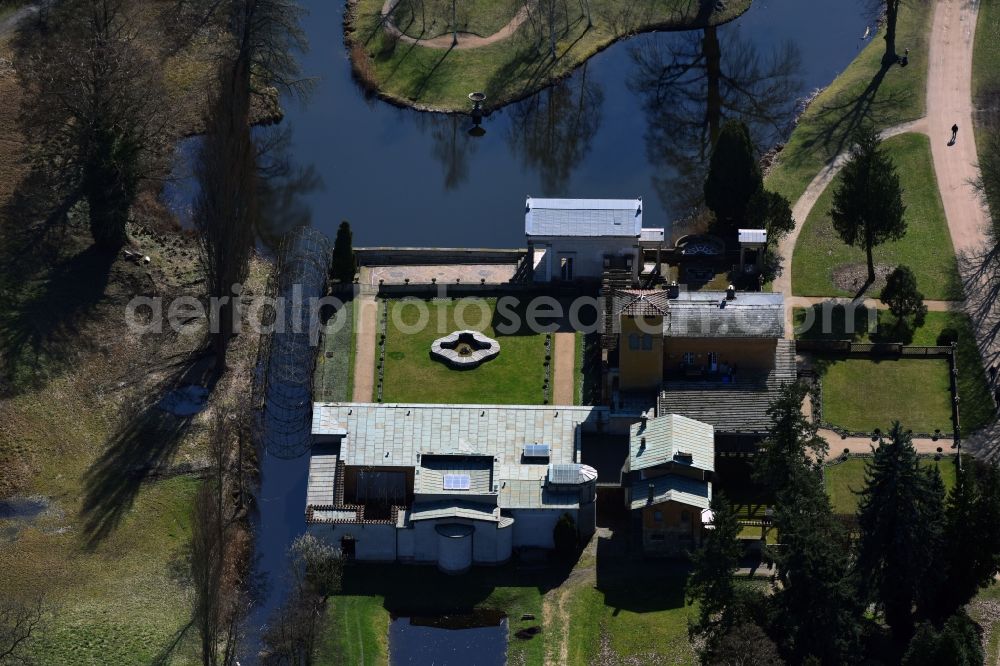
351;295;378;402
381;0;530;50
552;332;576;406
821;430;953;458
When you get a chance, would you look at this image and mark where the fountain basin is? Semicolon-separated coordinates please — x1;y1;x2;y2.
431;330;500;369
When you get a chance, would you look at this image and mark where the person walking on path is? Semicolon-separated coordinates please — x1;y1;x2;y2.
950;123;959;145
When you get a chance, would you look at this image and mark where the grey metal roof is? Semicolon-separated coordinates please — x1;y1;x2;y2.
656;340;797;434
408;501;500;523
629;474;712;510
665;292;785;339
640;227;666;243
310;403;607;515
415;455;494;495
525;197;643;237
306;453;338;506
738;229;768;244
498;479;582;509
628;414;714;473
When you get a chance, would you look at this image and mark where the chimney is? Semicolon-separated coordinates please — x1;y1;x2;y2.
726;284;736;300
647;483;655;504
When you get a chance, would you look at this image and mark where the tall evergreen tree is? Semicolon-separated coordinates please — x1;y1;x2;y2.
330;221;356;283
770;471;862;665
754;382;827;497
855;422;946;642
687;492;743;635
902;612;984;666
830;125;907;285
920;460;1000;623
704;120;762;234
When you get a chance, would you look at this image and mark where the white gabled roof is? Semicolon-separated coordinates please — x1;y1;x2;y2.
525;197;643;237
738;228;768;244
630;474;712;511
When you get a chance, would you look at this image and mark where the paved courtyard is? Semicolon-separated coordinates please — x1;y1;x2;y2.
364;263;518;286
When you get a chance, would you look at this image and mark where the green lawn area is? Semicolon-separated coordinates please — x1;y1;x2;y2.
765;1;932;205
316;563;552;666
565;564;696;665
381;298;547;404
314;297;356;402
795;308;995;432
822;357;953;434
973;0;1000;108
791;132;961;300
349;0;751;110
824;456;958;515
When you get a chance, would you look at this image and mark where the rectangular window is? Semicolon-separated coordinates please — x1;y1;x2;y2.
653;511;663;522
628;333;640;350
442;474;471;490
682;352;695;365
641;334;653;350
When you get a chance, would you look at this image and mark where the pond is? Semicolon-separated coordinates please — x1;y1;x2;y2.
390;611;508;666
166;0;872;248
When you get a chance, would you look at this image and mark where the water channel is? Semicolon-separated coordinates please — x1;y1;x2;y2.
242;0;873;659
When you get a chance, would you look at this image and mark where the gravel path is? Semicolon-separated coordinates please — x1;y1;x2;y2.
380;0;530;50
552;332;576;406
351;295;378;402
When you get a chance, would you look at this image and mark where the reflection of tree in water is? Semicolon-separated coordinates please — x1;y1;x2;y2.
256;127;323;251
506;63;604;194
628;27;802;230
420;114;480;191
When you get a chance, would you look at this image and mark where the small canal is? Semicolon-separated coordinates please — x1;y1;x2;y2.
234;0;874;660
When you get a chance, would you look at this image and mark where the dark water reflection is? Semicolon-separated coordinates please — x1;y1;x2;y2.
390;612;508;666
257;0;871;248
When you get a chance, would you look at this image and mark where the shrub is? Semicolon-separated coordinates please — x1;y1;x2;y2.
553;513;578;559
936;327;959;346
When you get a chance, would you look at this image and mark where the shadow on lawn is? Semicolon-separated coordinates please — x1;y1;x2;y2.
80;348;216;547
792;62;913;170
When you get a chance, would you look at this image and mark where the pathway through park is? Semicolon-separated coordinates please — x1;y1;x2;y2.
774;0;998;451
351;295;378;402
380;0;530;50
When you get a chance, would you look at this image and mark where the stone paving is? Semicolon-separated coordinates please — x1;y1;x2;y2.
364;264;518;286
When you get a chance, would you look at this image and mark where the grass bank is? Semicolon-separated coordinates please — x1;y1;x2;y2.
824;455;958;516
795;308;995;433
381;298;547;404
766;2;933;205
791;132;961;300
347;0;751;111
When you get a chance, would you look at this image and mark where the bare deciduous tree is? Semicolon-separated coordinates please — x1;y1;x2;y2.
0;596;47;664
15;0;169;250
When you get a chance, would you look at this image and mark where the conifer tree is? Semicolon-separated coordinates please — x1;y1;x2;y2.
855;422;946;642
687;492;742;635
704;120;761;234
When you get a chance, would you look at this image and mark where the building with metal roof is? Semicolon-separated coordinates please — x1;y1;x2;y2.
525;197;662;284
306;402;605;571
621;412;716;556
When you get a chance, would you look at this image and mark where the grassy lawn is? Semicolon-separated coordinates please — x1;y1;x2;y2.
795;308;995;432
824;456;958;515
349;0;751;110
791;133;961;300
821;357;953;434
390;0;518;40
565;567;696;665
314;297;356;402
765;1;932;205
316;563;551;666
973;0;1000;108
381;298;547;404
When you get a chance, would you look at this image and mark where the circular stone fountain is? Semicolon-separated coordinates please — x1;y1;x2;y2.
431;330;500;369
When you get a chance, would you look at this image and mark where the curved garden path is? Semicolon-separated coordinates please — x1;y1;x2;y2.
777;0;999;450
381;0;530;50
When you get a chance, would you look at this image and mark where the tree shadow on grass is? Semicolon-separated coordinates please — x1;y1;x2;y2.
793;63;913;171
80;349;215;548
